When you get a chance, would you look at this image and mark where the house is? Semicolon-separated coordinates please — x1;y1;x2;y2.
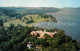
30;29;57;38
36;45;42;51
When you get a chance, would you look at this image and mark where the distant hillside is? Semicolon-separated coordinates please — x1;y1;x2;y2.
0;7;62;18
7;7;62;13
61;7;80;11
0;7;59;27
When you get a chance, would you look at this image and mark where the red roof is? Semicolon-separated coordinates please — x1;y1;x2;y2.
49;34;53;37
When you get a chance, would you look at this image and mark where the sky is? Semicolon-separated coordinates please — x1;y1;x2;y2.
0;0;80;8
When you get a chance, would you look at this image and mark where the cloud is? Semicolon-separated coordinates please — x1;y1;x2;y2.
0;0;80;7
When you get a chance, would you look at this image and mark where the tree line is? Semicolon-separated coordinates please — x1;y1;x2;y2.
0;24;80;51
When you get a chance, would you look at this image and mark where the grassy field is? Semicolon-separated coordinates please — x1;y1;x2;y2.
0;15;9;19
3;14;56;27
22;15;41;22
4;19;27;27
21;15;54;27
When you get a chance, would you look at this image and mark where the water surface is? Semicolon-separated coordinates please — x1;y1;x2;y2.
34;8;80;40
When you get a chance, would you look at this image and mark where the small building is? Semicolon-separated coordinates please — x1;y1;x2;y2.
36;45;42;51
27;41;32;49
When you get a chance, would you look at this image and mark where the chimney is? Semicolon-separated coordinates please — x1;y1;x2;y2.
44;29;46;33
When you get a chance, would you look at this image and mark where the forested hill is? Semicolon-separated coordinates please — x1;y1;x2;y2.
0;26;80;51
0;7;62;13
0;7;62;18
8;7;62;13
0;7;59;27
0;7;24;19
0;7;80;51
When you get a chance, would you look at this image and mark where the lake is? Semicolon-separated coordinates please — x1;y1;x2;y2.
34;8;80;41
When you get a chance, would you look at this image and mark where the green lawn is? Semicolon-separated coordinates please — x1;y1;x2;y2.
4;19;27;27
0;15;8;19
21;15;53;27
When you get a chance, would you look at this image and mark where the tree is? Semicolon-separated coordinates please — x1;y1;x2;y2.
0;19;3;26
0;25;80;51
44;34;50;39
8;23;14;30
0;41;12;51
65;36;72;42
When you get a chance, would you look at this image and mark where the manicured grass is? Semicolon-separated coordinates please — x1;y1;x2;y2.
4;19;27;27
